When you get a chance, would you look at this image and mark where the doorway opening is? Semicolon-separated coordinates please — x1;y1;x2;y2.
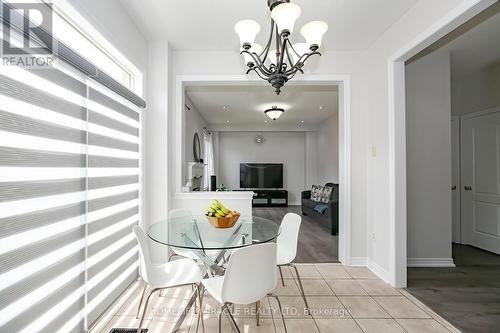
404;3;500;331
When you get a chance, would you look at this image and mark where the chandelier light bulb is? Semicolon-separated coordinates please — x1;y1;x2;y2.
234;20;261;48
300;21;328;50
242;43;263;66
271;3;301;35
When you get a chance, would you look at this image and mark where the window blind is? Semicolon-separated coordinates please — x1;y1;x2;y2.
0;60;142;332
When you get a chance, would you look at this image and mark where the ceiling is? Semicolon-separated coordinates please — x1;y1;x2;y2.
185;85;338;130
408;3;500;80
121;0;418;51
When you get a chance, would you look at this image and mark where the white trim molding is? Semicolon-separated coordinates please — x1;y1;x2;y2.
174;74;352;265
407;258;456;268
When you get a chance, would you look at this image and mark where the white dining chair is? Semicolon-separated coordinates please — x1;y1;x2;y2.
202;243;287;333
168;208;202;262
277;212;309;310
133;226;204;333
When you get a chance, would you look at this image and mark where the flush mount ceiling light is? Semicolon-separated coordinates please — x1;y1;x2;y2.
235;0;328;95
264;106;284;120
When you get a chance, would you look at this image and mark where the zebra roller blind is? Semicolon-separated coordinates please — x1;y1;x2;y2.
0;60;142;332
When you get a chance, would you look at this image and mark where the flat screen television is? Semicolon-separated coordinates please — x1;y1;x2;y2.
240;163;283;188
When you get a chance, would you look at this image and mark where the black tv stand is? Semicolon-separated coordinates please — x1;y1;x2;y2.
249;189;288;207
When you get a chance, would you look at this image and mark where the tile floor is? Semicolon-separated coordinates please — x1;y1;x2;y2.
90;264;462;333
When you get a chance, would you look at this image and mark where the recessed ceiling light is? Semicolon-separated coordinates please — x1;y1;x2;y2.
301;120;305;123
222;105;228;110
265;120;268;123
319;106;325;110
226;120;230;123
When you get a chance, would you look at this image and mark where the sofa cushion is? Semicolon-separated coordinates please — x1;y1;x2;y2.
311;184;323;202
320;186;333;203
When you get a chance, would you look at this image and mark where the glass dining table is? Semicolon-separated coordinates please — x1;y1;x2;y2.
147;215;281;331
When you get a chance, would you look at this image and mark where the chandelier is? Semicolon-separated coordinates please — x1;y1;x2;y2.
234;0;328;95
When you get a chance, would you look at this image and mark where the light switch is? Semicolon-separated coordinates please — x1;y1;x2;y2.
371;146;377;157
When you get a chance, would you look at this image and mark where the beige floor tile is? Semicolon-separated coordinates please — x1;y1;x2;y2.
272;279;301;296
298;279;334;296
316;264;351;279
338;296;391;319
274;318;319;333
315;319;363;333
234;299;274;318
148;314;195;333
307;296;350;319
356;319;406;333
326;279;368;296
397;319;451;333
290;264;323;279
100;315;152;333
233;317;277;333
196;315;231;332
345;266;378;279
357;279;400;296
373;296;431;319
277;266;293;279
266;296;311;318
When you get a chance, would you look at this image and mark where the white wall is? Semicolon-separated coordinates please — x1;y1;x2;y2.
405;51;454;266
452;62;500;115
183;97;208;184
217;131;306;205
305;131;319;188
317;113;339;184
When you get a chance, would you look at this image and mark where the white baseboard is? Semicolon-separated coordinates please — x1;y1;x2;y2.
347;257;391;284
368;259;391;282
350;257;368;266
407;258;455;267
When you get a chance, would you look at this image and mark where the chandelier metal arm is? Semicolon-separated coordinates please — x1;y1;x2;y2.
259;18;275;63
247;67;268;81
283;51;321;75
242;49;274;76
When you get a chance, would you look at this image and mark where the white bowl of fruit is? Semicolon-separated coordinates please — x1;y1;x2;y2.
205;200;240;228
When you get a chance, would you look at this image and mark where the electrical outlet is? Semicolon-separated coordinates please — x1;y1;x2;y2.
371;232;376;241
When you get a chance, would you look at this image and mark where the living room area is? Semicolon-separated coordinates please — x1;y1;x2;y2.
182;84;340;262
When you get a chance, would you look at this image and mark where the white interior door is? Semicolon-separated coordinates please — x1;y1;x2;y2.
451;116;461;243
461;110;500;254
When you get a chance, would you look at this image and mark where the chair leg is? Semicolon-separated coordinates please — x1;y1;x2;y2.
218;304;225;333
278;266;285;286
137;288;159;333
136;284;147;319
255;300;260;326
290;263;310;312
224;303;241;333
267;293;287;333
195;284;205;333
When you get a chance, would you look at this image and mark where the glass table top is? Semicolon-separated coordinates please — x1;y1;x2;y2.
147;215;281;250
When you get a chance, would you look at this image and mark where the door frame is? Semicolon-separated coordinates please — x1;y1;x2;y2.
388;0;496;287
173;74;352;265
451;115;461;244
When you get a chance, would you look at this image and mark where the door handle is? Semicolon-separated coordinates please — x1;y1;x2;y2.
451;186;457;190
464;186;472;191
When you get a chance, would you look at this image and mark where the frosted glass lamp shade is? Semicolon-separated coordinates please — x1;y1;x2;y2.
300;21;328;49
234;20;261;47
264;107;284;120
291;43;309;63
271;3;301;35
242;43;263;66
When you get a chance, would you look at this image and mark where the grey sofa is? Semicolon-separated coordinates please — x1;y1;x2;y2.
301;183;339;235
